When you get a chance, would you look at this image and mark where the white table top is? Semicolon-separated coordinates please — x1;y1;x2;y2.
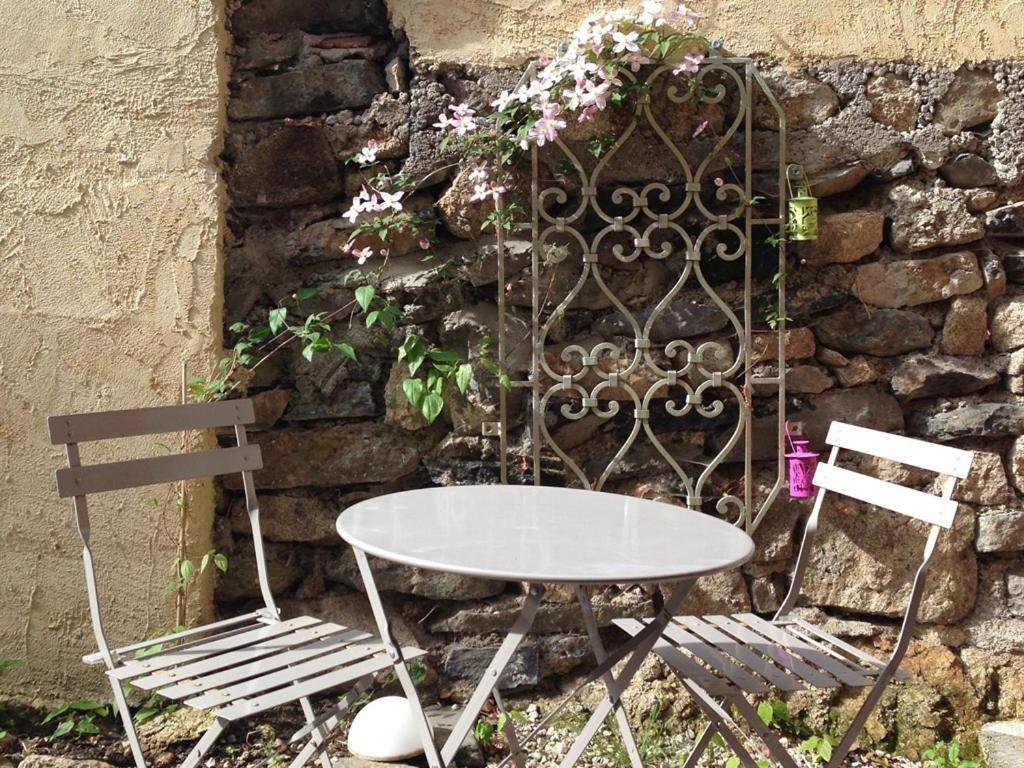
337;485;754;585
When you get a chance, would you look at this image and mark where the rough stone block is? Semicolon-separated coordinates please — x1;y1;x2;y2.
935;68;1003;134
991;293;1024;351
813;306;933;356
325;547;506;600
796;210;883;265
229;124;342;207
908;400;1024;441
444;644;538;690
940;153;999;188
230;61;385;120
977;508;1024;553
852;251;982;308
980;721;1024;768
953;451;1014;505
987;202;1024;239
866;73;920;132
887;181;985;253
232;0;388;36
223;423;430;489
229;491;342;543
889;354;998;401
940;294;989;356
802;499;976;623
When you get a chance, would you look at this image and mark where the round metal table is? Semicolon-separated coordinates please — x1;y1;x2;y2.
337;485;754;768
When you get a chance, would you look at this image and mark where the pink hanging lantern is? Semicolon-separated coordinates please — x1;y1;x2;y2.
785;422;820;499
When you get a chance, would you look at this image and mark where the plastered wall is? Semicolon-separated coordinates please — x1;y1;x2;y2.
388;0;1024;67
0;0;225;700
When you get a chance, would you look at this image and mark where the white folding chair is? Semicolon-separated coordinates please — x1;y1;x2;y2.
614;421;975;768
49;400;434;768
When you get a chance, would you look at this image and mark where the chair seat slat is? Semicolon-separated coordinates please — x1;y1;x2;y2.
674;616;805;692
110;617;323;681
48;400;256;444
812;463;958;528
654;620;770;694
56;446;262;497
211;648;423;721
826;422;974;479
613;619;727;693
83;611;267;665
154;629;374;700
733;614;874;687
184;641;387;710
780;617;908;681
132;623;362;692
703;615;842;689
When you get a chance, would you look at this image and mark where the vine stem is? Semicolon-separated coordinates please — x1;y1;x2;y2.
174;362;189;628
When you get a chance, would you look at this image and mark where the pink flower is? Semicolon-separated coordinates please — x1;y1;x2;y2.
692;119;709;138
528;103;567;147
351;246;373;265
714;176;724;187
433;103;478;135
626;51;652;72
470;181;507;203
673;49;705;75
578;105;599;122
419;237;431;250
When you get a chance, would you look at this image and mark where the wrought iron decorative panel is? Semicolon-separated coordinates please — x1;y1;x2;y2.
494;57;788;535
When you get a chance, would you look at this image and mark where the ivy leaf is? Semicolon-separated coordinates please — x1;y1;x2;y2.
336;343;358;362
421;392;444;424
213;553;228;573
756;701;774;726
200;553;211;573
402;378;425;407
268;307;288;334
179;559;195;584
429;349;460;364
301;343;316;362
455;363;473;395
365;310;379;328
355;285;376;313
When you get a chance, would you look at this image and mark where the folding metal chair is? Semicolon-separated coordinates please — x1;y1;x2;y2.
614;421;975;768
49;400;433;768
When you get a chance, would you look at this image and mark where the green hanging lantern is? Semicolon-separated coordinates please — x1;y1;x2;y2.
786;164;818;241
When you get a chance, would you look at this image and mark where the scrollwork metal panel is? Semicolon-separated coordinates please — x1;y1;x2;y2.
497;57;787;535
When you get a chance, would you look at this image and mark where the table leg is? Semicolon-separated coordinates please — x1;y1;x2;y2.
557;580;696;768
353;548;444;768
439;583;545;765
575;585;643;768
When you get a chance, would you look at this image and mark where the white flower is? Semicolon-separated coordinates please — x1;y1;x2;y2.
470;181;507;203
352;139;379;166
468;163;490;184
377;189;404;212
351;246;373;265
638;1;666;25
611;30;640;54
666;3;701;27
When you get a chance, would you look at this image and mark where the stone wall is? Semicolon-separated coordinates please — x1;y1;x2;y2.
219;0;1024;752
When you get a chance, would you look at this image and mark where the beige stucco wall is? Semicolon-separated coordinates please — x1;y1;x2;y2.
388;0;1024;67
0;0;225;700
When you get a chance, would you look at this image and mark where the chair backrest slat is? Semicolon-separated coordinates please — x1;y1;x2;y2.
812;463;958;528
825;422;973;479
48;400;256;445
55;445;262;498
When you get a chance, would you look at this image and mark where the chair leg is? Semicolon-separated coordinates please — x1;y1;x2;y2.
493;688;528;768
681;722;715;768
825;673;896;768
179;717;227;768
108;677;148;768
299;696;335;768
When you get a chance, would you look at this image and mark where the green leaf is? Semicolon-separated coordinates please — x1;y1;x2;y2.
302;343;316;363
41;704;70;725
75;717;100;735
0;659;24;670
818;739;832;761
406;660;426;686
429;349;460;364
355;285;376;313
133;707;160;725
214;553;229;573
455;363;472;395
757;701;774;727
296;286;319;301
724;758;740;768
228;322;248;334
335;343;357;362
421;392;444;424
268;307;288;334
402;378;425;408
51;719;75;739
200;553;211;573
365;310;379;328
179;559;195;584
